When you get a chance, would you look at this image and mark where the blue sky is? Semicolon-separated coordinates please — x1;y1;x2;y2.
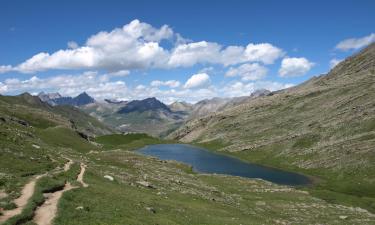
0;0;374;103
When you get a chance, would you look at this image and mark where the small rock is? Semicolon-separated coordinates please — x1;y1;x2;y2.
104;175;114;181
339;215;348;220
145;207;156;213
255;201;266;206
137;181;155;189
32;144;40;149
76;206;84;210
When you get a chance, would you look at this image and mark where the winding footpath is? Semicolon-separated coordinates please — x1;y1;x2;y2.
33;162;88;225
32;182;75;225
0;159;88;225
0;174;45;223
77;163;89;188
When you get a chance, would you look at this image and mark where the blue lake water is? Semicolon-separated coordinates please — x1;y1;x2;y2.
137;144;311;186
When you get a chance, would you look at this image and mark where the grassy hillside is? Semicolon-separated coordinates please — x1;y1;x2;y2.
2;93;374;224
169;44;375;211
83;108;185;137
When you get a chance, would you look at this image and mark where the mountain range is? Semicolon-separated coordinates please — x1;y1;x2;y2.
37;88;271;136
38;91;95;106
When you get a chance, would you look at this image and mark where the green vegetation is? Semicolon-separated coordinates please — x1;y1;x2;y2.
38;127;98;153
53;149;375;225
95;133;174;150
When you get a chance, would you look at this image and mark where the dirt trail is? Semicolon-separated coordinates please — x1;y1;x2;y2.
0;159;74;224
32;162;88;225
63;158;73;172
0;174;44;223
77;163;88;188
32;183;75;225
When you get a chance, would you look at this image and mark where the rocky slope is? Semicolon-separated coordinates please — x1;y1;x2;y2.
39;92;95;106
80;97;187;137
169;43;375;209
1;93;112;137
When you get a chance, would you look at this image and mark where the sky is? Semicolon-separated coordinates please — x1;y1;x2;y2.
0;0;374;103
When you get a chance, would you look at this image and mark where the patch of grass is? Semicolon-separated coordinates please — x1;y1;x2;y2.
95;133;150;146
95;133;173;150
292;134;320;149
38;127;97;153
194;139;230;151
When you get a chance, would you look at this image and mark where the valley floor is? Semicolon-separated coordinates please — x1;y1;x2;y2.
1;134;375;225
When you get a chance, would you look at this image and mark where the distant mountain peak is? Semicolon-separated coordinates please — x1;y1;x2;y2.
118;97;171;114
71;92;95;106
37;91;94;106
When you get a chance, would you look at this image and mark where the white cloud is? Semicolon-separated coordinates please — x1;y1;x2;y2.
6;20;171;73
168;41;222;67
329;58;343;68
0;71;128;99
279;57;314;77
220;46;246;66
107;70;130;77
0;19;285;74
167;42;284;68
15;47;98;73
335;33;375;51
67;41;78;49
225;63;268;81
244;43;284;64
151;80;180;88
184;73;210;89
0;65;13;73
0;82;7;93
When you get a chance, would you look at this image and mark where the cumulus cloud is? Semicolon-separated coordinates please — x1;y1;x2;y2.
167;42;284;68
244;43;284;64
225;63;268;81
335;33;375;51
0;19;285;74
184;73;210;89
329;58;343;68
168;41;222;67
278;57;314;77
151;80;180;88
